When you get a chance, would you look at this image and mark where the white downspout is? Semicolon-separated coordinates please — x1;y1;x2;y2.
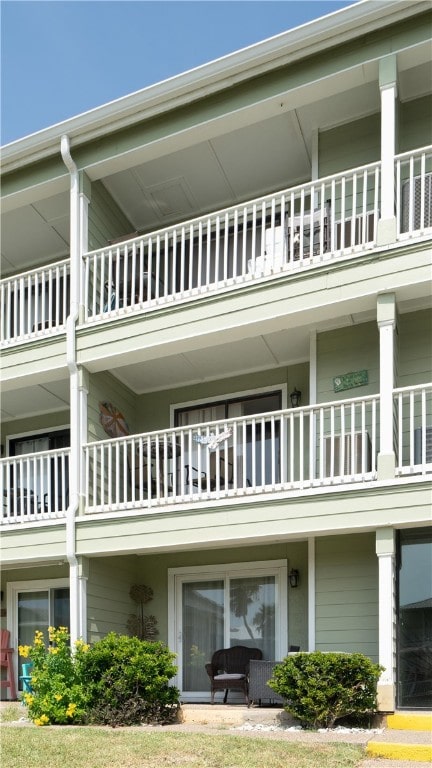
61;134;81;646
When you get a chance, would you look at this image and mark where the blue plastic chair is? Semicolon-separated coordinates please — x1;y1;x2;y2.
20;662;33;694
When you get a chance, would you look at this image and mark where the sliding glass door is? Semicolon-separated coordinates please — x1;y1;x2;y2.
175;390;282;491
8;580;70;689
171;561;287;699
397;529;432;709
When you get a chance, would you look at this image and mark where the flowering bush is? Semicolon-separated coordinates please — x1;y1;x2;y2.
20;628;179;727
19;627;89;726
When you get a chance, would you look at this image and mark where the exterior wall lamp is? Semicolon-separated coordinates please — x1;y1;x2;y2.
289;388;301;408
289;569;299;588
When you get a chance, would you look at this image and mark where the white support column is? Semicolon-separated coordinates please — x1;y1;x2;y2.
311;130;319;209
78;174;90;325
309;331;317;405
376;529;396;712
309;331;317;479
78;367;89;516
377;293;397;480
308;537;316;651
377;55;398;245
77;556;89;642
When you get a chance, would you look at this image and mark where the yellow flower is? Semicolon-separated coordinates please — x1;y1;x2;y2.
18;645;32;658
66;702;77;718
48;646;59;654
75;639;90;652
34;637;44;647
23;693;34;705
54;693;63;701
34;714;49;726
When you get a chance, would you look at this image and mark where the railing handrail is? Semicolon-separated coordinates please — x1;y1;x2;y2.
394;144;432;163
393;382;432;395
84;159;382;259
0;447;71;464
84;392;380;450
0;257;70;286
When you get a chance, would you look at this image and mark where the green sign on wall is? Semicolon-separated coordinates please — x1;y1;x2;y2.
333;369;368;393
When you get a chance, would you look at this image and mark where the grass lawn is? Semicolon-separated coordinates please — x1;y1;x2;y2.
1;724;365;768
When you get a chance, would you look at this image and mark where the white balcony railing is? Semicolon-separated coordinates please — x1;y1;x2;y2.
83;161;380;323
3;387;430;525
394;383;432;475
396;146;432;238
0;259;70;347
1;448;70;523
84;394;378;513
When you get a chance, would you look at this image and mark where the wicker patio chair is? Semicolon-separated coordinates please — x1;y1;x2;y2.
205;645;262;704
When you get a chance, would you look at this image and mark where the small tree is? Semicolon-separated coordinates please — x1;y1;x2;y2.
269;651;383;729
127;584;158;640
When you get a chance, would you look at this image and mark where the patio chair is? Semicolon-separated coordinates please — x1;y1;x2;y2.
185;449;234;492
205;645;263;704
288;200;330;259
20;662;34;694
0;629;17;700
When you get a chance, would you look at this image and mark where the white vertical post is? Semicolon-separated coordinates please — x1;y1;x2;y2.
377;55;397;245
308;537;316;651
376;529;396;712
309;331;317;479
77;556;89;642
377;293;396;479
79;197;89;318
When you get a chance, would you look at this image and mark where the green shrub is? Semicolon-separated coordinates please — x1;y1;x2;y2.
80;633;179;726
19;627;89;725
269;651;383;729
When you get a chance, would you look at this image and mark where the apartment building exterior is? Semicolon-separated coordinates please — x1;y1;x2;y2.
1;0;431;711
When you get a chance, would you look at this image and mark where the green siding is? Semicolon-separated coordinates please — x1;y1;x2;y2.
398;309;432;387
315;533;378;661
87;371;137;442
319;114;380;178
136;364;308;433
88;181;132;252
318;96;432;178
87;373;138;508
86;557;136;643
1;411;69;441
1;525;67;565
399;95;432;153
317;322;379;403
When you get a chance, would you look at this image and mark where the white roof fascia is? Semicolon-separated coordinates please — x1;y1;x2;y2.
1;0;429;173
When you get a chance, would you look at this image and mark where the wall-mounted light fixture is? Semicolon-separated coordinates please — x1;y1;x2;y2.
289;388;301;408
289;569;299;588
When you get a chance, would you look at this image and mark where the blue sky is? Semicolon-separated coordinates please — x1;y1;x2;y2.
1;1;357;145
